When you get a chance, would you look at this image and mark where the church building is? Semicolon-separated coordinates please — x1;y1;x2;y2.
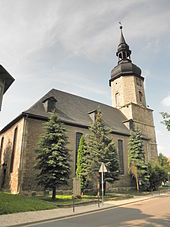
0;27;158;194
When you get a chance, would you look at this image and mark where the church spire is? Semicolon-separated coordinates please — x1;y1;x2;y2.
116;25;131;63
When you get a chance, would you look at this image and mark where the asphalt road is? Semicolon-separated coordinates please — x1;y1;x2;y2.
28;196;170;227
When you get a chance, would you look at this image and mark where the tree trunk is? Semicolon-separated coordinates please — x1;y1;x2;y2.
52;187;56;200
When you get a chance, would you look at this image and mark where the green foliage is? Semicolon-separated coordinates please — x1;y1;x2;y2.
87;108;120;185
76;135;90;191
35;112;70;198
158;153;169;168
148;161;168;191
128;127;149;191
161;112;170;131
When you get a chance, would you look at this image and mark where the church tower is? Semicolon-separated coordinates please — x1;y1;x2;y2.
109;26;157;161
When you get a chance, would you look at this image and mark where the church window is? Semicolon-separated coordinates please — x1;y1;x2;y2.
75;132;83;174
115;93;119;107
10;127;18;173
118;139;124;174
0;137;4;163
139;91;143;102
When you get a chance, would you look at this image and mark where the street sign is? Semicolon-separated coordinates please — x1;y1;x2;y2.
99;162;107;173
99;162;107;206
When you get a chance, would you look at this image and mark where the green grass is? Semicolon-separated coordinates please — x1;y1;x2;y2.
0;192;133;215
0;192;100;215
0;192;57;215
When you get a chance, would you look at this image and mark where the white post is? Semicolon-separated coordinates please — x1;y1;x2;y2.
101;170;104;206
99;162;107;207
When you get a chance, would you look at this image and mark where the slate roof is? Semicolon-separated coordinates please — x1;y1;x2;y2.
23;89;130;136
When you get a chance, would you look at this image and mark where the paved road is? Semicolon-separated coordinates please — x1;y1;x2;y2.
27;195;170;227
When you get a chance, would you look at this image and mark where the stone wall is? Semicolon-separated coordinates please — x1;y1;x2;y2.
0;117;24;193
110;74;158;162
111;75;146;108
1;115;132;194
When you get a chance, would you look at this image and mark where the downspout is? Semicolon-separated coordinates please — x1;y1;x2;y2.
17;114;28;193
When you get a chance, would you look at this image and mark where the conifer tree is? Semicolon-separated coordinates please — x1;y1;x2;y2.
35;112;70;200
88;108;120;186
76;135;90;191
128;127;149;191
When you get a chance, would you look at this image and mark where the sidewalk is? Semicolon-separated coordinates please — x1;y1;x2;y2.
0;193;169;227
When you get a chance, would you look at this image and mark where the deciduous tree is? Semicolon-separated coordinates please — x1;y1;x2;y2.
76;135;90;191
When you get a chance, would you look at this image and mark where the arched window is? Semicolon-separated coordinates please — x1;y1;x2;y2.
118;139;124;174
0;137;4;163
115;92;119;107
10;127;18;173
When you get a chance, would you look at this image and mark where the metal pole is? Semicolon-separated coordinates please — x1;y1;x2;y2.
72;196;75;212
97;174;100;208
102;171;104;206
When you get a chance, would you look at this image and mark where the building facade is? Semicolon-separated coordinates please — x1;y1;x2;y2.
0;27;157;194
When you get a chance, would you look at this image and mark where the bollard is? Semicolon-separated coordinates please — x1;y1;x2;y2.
72;196;75;212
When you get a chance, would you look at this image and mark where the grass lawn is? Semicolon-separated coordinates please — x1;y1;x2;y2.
0;192;57;215
0;191;134;215
0;192;99;215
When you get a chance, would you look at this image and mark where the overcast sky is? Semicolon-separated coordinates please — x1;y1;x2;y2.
0;0;170;157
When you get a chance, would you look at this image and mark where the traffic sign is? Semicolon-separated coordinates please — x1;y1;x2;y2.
99;162;107;173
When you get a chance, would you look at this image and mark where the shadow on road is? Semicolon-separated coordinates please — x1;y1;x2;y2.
31;206;170;227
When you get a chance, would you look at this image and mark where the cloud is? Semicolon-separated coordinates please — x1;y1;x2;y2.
1;0;170;73
161;93;170;107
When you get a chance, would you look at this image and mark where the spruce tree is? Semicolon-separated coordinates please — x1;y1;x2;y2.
88;108;120;187
35;112;70;200
76;135;90;191
128;127;149;191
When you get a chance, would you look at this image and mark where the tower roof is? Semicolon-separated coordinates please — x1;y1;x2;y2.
109;25;142;85
0;65;15;94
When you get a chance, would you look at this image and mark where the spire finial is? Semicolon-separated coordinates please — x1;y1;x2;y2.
116;22;132;63
119;22;123;30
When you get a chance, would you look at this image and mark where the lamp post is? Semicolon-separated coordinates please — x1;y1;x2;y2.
0;65;14;111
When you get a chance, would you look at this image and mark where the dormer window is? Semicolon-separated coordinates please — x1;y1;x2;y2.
88;109;97;122
43;96;57;112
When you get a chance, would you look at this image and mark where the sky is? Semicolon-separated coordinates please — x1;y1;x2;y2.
0;0;170;157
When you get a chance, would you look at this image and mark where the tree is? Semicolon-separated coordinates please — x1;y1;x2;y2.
35;112;70;200
87;108;120;188
161;112;170;131
128;128;149;191
76;135;90;192
148;161;168;191
158;153;169;168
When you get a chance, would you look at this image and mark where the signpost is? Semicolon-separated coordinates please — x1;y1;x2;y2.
99;162;107;206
